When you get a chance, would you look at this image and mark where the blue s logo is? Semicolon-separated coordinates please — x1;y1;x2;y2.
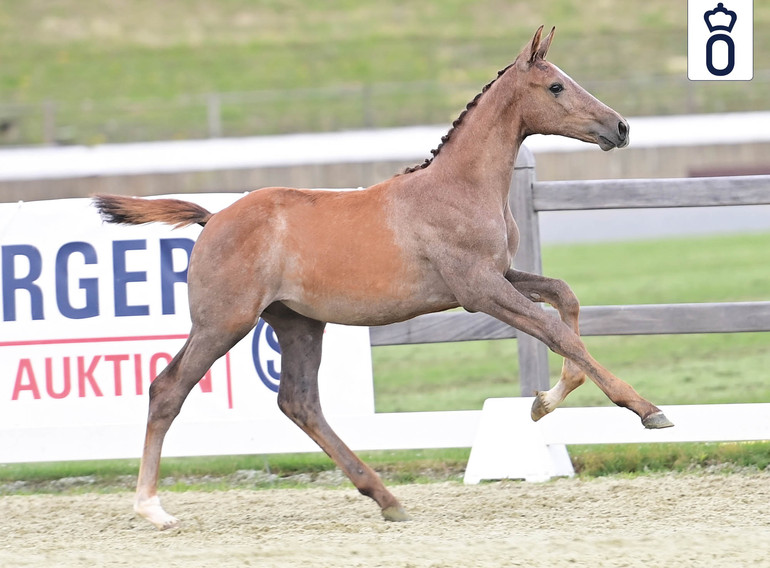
251;319;281;392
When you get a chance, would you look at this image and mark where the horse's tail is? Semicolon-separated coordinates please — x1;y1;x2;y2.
93;194;213;228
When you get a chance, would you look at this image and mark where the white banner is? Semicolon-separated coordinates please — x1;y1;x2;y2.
0;195;374;462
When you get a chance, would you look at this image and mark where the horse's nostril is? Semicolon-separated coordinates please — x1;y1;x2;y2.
618;121;628;140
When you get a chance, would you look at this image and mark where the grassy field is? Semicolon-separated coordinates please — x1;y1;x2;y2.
1;1;769;144
1;231;768;491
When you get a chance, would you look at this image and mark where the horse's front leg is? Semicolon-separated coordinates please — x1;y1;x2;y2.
135;330;231;530
263;308;409;522
505;269;587;420
454;267;673;429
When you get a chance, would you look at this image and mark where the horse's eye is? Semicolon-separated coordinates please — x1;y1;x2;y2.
549;83;564;94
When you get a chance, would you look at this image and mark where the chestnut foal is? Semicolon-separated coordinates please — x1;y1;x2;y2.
95;26;672;530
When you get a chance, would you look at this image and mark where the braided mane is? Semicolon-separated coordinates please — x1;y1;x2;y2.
402;63;515;175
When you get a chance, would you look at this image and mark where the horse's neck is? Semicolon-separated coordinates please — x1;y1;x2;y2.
430;71;525;203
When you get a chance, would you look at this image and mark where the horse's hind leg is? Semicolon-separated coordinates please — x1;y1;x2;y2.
263;305;408;522
134;325;251;530
506;269;586;420
455;268;672;429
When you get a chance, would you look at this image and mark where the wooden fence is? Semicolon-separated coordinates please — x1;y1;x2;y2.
369;145;770;396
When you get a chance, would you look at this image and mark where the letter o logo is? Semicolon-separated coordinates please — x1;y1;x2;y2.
706;33;735;76
251;319;281;392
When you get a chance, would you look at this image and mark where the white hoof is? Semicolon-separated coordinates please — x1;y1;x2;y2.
135;495;180;530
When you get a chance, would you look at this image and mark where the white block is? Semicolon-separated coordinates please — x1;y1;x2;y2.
464;398;574;484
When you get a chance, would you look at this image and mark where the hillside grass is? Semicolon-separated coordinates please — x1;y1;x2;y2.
1;1;769;144
1;231;768;491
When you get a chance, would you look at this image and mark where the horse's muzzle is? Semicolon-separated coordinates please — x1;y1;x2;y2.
597;120;630;151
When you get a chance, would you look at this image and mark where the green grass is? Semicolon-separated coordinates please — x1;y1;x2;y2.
0;449;473;493
4;442;770;494
570;441;770;477
2;232;768;493
1;1;769;144
543;233;770;306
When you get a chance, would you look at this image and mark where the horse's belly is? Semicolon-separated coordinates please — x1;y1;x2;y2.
282;264;458;325
282;296;460;326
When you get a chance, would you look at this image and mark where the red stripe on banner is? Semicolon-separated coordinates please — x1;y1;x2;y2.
0;334;190;347
225;352;234;409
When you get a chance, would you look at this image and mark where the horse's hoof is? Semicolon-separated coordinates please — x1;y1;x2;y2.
382;505;410;522
156;517;181;531
531;391;553;422
642;411;674;429
135;496;181;531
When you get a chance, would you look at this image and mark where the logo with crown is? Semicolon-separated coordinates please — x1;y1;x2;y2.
689;0;752;81
704;3;737;33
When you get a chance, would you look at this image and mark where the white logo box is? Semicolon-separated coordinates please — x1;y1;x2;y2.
688;0;753;81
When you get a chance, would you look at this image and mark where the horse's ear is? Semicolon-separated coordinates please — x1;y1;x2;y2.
535;26;556;61
520;25;545;65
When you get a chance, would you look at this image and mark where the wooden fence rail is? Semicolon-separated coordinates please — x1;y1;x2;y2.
370;146;770;396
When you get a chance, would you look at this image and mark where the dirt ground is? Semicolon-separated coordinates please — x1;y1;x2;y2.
1;471;769;568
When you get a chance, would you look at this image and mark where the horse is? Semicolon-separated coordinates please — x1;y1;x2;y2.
94;26;673;531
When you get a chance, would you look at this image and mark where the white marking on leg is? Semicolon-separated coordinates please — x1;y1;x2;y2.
134;495;180;531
